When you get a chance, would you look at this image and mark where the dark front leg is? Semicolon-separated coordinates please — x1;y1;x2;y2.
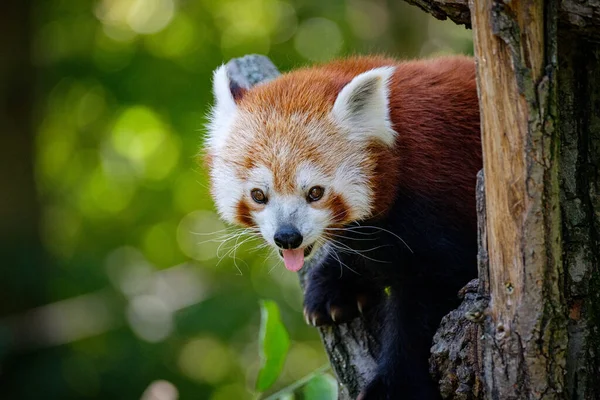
303;252;382;326
359;286;444;400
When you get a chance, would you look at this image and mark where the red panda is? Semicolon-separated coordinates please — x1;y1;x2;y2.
204;55;481;400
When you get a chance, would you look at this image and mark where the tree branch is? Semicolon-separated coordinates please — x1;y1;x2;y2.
403;0;600;42
430;171;488;400
403;0;471;28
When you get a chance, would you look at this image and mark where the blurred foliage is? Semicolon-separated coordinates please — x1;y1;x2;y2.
256;300;290;393
302;374;338;400
1;0;472;399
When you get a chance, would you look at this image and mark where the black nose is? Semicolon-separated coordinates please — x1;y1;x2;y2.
274;226;303;249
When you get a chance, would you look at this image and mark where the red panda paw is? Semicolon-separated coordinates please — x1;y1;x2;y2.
302;296;366;327
302;278;380;327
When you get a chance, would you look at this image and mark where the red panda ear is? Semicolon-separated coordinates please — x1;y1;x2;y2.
331;67;396;147
229;80;247;102
212;64;243;110
206;65;245;150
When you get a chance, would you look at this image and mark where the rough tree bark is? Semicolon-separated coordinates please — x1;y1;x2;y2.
228;0;600;395
404;1;600;399
403;0;600;40
558;33;600;400
472;1;566;398
406;1;600;399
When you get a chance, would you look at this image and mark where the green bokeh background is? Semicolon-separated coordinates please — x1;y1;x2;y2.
0;1;472;399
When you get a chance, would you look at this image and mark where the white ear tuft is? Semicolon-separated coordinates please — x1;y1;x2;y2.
213;65;237;113
206;65;238;150
331;67;396;147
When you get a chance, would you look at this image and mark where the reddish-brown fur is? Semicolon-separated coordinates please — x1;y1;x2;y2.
235;199;255;227
226;55;481;228
211;56;482;400
325;194;351;226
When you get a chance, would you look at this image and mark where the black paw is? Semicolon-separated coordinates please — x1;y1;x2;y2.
303;290;375;327
303;270;380;327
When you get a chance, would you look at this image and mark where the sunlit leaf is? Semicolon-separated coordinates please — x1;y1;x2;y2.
256;300;290;392
302;374;338;400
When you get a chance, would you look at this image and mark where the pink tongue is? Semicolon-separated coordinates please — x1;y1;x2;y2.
282;249;305;271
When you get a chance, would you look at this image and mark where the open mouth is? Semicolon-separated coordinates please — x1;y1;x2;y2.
278;243;315;272
278;243;314;259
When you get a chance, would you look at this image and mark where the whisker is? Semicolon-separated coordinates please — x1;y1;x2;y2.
325;225;413;253
326;239;391;264
188;227;231;236
217;233;258;273
325;236;393;255
332;247;359;276
268;258;279;274
194;179;211;191
210;227;265;274
232;234;251;276
324;227;380;235
195;231;261;247
322;231;378;242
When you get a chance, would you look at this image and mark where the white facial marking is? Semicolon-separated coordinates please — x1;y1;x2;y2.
294;163;335;244
243;165;276;243
332;159;371;220
210;157;243;223
296;163;328;191
331;66;397;147
296;161;372;222
205;71;385;260
246;165;274;192
254;193;330;250
244;163;337;255
206;65;238;151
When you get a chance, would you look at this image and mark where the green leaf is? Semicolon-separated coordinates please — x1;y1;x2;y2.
261;365;330;400
256;300;290;392
302;374;338;400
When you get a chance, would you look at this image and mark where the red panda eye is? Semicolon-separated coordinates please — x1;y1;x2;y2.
251;189;267;204
307;186;324;202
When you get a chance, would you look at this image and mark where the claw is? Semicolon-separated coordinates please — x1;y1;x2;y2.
311;316;317;326
330;307;340;323
356;293;371;315
303;308;310;325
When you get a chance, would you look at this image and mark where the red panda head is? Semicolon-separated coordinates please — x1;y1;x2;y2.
204;63;396;271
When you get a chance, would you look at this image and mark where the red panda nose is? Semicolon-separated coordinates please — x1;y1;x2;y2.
274;226;303;249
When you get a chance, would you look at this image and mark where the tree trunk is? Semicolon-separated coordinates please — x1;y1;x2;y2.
558;34;600;400
229;0;600;393
472;1;566;398
408;1;600;399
